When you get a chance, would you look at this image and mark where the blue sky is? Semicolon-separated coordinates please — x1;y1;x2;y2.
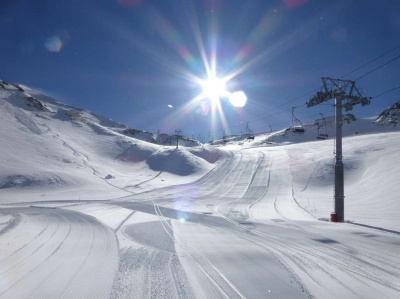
1;0;400;138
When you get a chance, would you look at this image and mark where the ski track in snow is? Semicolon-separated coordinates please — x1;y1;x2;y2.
112;147;400;298
0;207;118;298
1;146;400;298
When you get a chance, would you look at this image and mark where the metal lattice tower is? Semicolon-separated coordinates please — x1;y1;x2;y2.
307;77;371;222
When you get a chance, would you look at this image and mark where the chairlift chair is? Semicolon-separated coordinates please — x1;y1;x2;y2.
293;126;305;133
317;133;328;140
245;122;255;139
246;129;255;140
291;107;305;133
317;113;328;140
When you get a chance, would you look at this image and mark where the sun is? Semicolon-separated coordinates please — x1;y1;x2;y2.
199;75;228;101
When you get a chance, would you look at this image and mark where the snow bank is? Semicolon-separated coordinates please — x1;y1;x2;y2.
0;83;218;202
146;148;213;176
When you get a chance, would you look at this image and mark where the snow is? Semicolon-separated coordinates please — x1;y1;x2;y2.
1;82;400;298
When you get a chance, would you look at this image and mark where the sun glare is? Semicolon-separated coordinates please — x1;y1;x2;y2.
200;76;227;99
154;5;252;134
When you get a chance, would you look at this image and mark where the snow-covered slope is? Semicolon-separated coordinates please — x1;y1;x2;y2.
243;113;399;148
1;80;399;208
1;81;400;298
286;131;400;231
0;81;221;203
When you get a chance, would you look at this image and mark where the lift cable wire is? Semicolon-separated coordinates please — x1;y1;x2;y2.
341;44;400;79
248;109;334;134
246;102;308;125
354;53;400;81
247;45;400;126
242;47;400;125
372;84;400;99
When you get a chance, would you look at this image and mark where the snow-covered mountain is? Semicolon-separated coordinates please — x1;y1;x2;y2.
375;101;400;125
1;80;400;298
1;80;399;204
0;80;222;202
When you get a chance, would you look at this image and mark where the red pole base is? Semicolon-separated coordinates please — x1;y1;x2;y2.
330;212;337;222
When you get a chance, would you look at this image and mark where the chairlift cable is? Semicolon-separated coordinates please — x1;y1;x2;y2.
260;45;400;115
246;45;400;124
372;85;400;99
341;44;400;79
245;94;311;124
246;107;293;124
354;54;400;81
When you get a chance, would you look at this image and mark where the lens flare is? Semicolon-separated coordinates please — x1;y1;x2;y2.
195;101;210;116
117;0;142;7
44;36;62;52
284;0;309;9
44;31;70;53
229;91;247;107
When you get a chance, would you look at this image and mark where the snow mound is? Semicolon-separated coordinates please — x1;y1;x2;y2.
187;147;222;164
146;148;213;176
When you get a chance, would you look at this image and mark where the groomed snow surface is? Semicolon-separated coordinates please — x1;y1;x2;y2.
1;84;400;298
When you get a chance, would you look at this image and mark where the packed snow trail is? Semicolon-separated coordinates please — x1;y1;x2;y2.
114;147;400;298
1;146;400;298
0;207;118;298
